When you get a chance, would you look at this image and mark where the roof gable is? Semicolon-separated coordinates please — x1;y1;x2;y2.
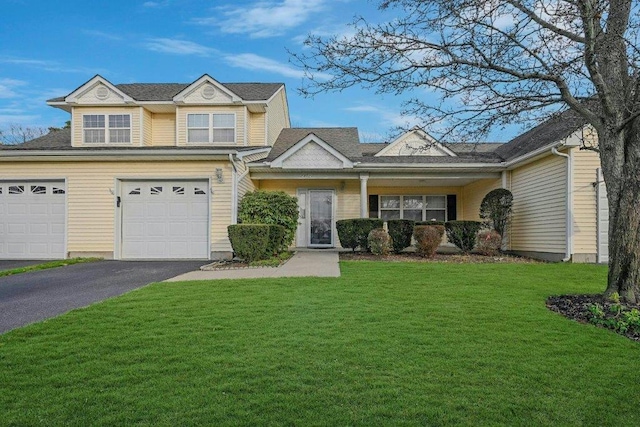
173;74;241;104
375;129;457;157
270;134;354;169
64;75;133;105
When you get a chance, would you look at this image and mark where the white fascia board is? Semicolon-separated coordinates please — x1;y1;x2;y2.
64;75;134;104
270;133;353;168
235;147;271;159
356;162;503;170
374;128;457;157
173;74;241;103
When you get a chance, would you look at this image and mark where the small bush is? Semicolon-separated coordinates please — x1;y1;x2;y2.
228;224;271;262
387;219;415;253
368;228;393;256
445;221;482;253
414;225;444;258
267;224;287;255
415;220;445;227
336;218;384;251
479;188;513;239
476;229;502;256
238;191;299;247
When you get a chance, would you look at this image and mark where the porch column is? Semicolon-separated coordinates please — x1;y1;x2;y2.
360;173;369;218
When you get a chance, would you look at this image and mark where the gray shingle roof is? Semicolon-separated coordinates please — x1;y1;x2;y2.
264;128;361;161
495;108;587;161
47;82;284;103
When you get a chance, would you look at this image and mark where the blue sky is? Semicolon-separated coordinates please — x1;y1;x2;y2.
0;0;517;142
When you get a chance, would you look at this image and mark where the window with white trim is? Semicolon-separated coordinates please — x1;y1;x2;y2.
379;195;447;221
83;114;131;143
187;113;235;144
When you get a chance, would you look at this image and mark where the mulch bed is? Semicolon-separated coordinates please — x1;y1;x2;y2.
547;294;640;341
339;252;541;264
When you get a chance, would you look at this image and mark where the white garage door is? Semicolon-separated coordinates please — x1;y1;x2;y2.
596;168;609;264
121;181;209;259
0;181;66;259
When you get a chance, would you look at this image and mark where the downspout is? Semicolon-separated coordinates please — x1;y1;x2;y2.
229;154;239;224
551;145;573;262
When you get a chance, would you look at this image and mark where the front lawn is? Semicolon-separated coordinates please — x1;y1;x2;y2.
1;262;639;425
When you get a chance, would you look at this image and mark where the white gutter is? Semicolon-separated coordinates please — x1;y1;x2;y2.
356;162;504;169
0;148;250;158
551;144;573;262
229;153;240;224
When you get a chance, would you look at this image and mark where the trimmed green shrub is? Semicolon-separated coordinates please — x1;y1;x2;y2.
336;218;384;252
387;219;415;253
267;224;288;255
415;220;445;227
414;225;444;258
368;228;393;256
238;191;299;247
479;188;513;239
445;220;482;253
476;229;502;256
228;224;271;262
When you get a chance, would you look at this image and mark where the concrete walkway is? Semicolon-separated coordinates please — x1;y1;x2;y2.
166;251;340;282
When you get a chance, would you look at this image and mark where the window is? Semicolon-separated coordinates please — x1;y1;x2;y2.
31;185;47;195
379;195;446;221
52;187;65;194
83;114;131;143
9;185;24;194
187;113;235;144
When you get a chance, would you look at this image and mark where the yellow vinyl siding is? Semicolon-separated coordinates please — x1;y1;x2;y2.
0;161;233;256
266;89;290;147
72;106;141;147
571;147;601;255
236;162;256;202
258;179;360;221
249;112;266;146
510;154;567;253
176;105;245;146
151;113;176;146
142;108;152;146
461;178;502;221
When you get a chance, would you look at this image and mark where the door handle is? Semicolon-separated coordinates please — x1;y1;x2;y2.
117;196;121;207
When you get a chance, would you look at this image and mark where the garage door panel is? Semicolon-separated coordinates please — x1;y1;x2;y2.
121;180;209;259
8;203;27;215
0;181;66;259
29;223;48;234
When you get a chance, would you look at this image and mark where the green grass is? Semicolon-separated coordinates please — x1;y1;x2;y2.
0;257;101;277
1;262;639;426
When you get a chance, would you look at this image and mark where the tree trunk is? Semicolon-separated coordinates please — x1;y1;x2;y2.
603;132;640;303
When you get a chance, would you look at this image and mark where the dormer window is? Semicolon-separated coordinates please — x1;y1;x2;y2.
83;114;131;143
187;113;235;144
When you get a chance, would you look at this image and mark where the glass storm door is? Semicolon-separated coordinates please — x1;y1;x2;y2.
309;190;334;247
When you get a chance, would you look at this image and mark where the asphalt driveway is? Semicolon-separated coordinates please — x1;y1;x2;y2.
0;260;49;271
0;260;206;334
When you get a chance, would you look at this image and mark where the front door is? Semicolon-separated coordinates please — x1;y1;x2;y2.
308;190;334;247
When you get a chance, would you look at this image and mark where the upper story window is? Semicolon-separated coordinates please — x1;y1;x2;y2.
187;113;235;144
83;114;131;144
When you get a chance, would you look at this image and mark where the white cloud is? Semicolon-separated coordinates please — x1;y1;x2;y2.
0;57;105;74
223;53;302;79
143;0;170;7
142;38;217;56
0;114;41;126
345;103;421;129
82;29;124;41
195;0;329;38
0;78;27;99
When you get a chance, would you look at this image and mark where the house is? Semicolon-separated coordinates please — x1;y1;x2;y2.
0;74;607;263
